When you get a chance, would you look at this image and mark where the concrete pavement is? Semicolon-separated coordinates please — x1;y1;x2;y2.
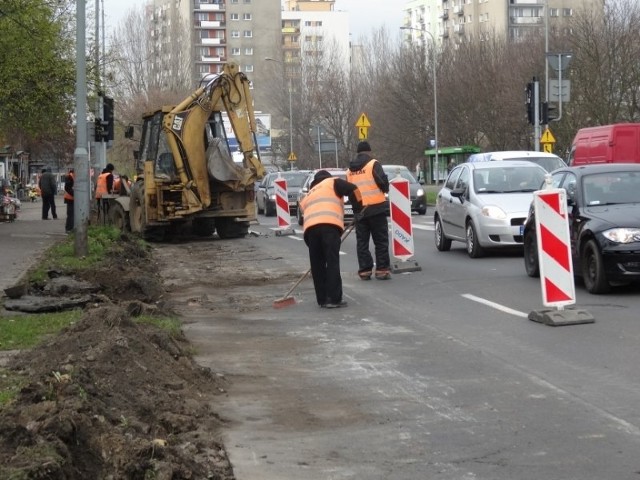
0;195;67;293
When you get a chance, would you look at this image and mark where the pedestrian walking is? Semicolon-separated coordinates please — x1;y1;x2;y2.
346;141;391;280
38;168;58;220
300;170;363;308
64;169;75;233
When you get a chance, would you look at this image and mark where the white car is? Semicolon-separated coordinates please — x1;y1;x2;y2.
467;150;566;173
434;161;547;258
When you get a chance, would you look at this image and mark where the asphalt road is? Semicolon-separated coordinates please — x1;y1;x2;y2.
186;209;640;480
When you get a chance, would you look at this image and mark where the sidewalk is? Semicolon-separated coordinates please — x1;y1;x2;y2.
0;196;66;293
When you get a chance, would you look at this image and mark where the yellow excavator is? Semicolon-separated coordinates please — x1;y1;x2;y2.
110;61;265;240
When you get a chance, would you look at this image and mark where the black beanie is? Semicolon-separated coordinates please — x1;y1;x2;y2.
357;141;371;153
310;170;332;188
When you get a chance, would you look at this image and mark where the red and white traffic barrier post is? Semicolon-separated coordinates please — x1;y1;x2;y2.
389;175;421;274
274;176;294;236
529;183;594;326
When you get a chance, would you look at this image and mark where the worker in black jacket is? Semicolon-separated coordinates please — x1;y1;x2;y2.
347;141;391;280
300;170;363;308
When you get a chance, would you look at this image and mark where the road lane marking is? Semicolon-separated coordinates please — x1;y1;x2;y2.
462;293;528;318
412;224;434;231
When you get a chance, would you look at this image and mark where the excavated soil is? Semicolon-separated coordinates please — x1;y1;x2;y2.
0;233;275;479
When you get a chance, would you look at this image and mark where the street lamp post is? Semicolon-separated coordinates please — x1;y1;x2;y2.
401;26;438;184
265;57;294;170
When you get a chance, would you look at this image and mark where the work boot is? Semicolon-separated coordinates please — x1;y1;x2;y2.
375;268;391;280
358;270;372;281
325;300;348;309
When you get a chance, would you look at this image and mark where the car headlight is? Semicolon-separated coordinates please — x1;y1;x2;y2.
602;228;640;244
269;194;276;201
481;205;507;219
416;188;425;197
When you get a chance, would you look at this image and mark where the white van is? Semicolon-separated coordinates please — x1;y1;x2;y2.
467;151;566;173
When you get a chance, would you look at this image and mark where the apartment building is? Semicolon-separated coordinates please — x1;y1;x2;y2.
149;0;281;112
403;0;602;47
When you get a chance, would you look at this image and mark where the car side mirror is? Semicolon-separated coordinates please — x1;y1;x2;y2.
419;178;425;185
451;188;465;202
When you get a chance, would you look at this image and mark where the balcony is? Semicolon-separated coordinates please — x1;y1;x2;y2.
198;20;222;28
440;9;449;20
202;38;223;45
282;27;300;34
283;42;300;50
201;56;224;62
510;16;543;24
441;30;449;38
453;24;465;34
197;3;222;11
453;5;464;15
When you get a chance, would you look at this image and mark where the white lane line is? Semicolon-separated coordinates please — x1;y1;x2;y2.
412;224;434;231
462;293;529;318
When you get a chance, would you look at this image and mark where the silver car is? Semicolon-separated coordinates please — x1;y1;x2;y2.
434;161;547;258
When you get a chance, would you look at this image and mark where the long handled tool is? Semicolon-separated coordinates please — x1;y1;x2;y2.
272;219;357;308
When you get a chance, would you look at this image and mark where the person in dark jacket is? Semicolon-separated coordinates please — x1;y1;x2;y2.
63;169;75;233
38;168;58;220
300;170;363;308
346;141;391;280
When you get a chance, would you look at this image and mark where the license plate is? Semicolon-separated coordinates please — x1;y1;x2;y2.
344;208;353;215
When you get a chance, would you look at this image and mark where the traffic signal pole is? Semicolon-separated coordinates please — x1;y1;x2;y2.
533;78;540;152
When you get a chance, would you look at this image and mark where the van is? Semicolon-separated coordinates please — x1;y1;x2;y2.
569;123;640;166
467;150;566;173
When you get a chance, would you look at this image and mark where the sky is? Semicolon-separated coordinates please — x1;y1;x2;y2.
101;0;405;40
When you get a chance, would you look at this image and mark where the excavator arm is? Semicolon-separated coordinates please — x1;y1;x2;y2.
162;61;264;209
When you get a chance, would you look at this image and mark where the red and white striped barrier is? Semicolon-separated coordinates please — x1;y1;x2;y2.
533;188;575;307
389;176;421;273
274;177;294;236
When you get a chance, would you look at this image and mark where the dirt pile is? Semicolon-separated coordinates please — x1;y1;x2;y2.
0;235;236;480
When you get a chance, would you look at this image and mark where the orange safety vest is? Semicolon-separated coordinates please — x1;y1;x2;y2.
300;178;344;232
113;177;122;194
95;173;110;199
63;172;74;201
346;160;386;206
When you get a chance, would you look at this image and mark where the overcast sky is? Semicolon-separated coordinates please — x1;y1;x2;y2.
101;0;405;40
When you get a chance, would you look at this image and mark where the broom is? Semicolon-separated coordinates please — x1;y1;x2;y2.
272;218;358;308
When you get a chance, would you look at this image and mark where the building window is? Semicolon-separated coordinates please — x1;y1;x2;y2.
231;47;240;55
549;8;559;17
231;30;240;38
243;30;252;38
243;0;251;3
230;13;239;21
230;0;238;3
243;13;252;20
562;8;573;16
244;64;254;72
244;47;253;55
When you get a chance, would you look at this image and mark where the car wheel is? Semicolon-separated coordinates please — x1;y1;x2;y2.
523;230;540;278
257;197;264;215
434;216;451;251
581;239;610;294
466;221;485;258
417;206;427;215
297;204;303;226
265;201;275;217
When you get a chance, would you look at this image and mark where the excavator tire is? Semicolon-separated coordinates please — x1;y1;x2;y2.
216;218;249;239
109;202;130;232
192;218;216;237
129;183;146;234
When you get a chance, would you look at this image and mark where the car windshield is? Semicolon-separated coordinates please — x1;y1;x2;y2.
383;167;417;183
280;172;309;188
474;166;546;194
582;172;640;206
503;157;565;173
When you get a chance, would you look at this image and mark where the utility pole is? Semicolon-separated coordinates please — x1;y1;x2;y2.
74;0;89;256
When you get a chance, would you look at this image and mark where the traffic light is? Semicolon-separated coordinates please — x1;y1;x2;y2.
525;82;535;125
541;102;558;124
94;118;105;142
102;95;114;141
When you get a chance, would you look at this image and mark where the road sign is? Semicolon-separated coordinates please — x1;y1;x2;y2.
288;152;297;161
543;143;553;153
274;177;294;236
540;128;556;144
355;113;371;128
389;177;421;273
358;126;369;140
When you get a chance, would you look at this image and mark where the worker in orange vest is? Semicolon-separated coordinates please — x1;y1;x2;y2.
63;169;75;234
300;170;363;308
95;163;115;220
